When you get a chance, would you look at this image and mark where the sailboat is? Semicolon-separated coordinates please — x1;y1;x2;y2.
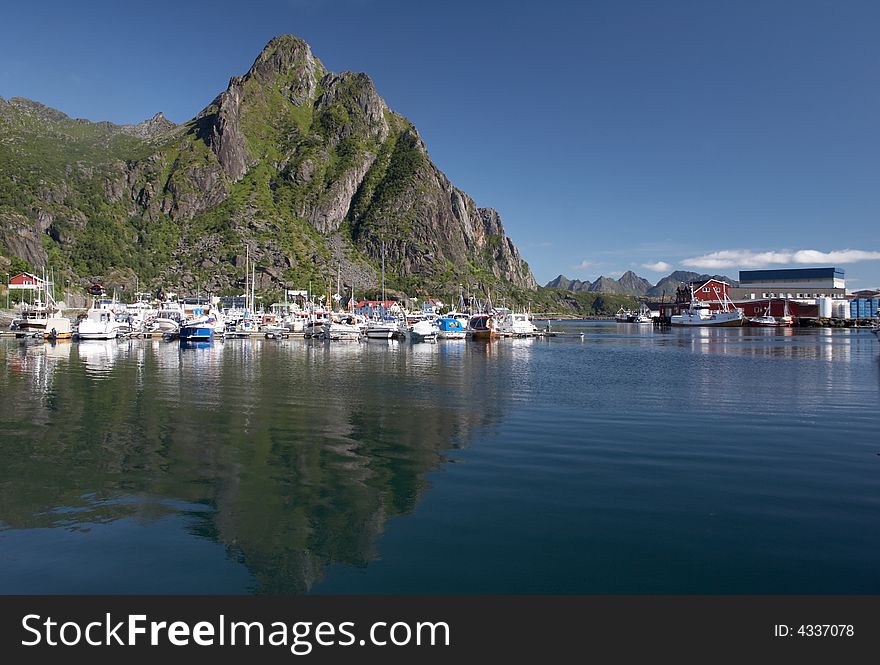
365;241;405;340
13;267;71;338
748;300;793;327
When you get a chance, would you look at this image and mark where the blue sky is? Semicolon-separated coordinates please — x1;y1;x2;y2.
2;0;878;288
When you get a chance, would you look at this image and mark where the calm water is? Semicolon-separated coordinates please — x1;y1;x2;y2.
1;323;878;594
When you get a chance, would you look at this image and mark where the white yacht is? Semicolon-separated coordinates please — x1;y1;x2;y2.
495;312;539;336
77;308;124;340
148;301;184;333
365;318;405;340
410;319;438;342
322;315;362;341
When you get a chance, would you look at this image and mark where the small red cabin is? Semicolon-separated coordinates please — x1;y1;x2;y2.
7;272;44;290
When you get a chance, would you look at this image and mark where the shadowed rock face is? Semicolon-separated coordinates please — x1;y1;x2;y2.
0;34;536;294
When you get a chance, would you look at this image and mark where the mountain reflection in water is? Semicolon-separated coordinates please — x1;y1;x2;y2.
0;337;512;593
1;323;878;594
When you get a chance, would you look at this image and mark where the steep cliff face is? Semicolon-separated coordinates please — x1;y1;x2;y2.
0;35;536;295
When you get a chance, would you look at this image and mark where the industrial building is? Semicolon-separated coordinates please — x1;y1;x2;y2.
651;278;819;320
729;268;846;300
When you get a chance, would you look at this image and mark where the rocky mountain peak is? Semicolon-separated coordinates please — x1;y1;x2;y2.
6;97;71;123
316;71;389;144
244;34;322;105
120;111;176;140
617;270;653;294
1;34;538;296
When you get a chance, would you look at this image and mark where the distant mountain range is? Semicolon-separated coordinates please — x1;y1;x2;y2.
545;270;739;297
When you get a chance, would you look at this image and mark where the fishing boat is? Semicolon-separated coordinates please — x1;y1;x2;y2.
614;307;635;323
671;287;744;327
436;316;467;339
468;314;498;339
410;319;438;342
631;304;653;324
494;312;538;336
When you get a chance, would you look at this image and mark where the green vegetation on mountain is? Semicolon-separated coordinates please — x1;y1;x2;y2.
0;35;536;304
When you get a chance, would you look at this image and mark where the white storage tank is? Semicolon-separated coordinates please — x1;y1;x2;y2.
816;297;833;318
833;300;850;319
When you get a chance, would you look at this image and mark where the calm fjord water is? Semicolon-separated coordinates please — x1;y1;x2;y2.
1;322;878;594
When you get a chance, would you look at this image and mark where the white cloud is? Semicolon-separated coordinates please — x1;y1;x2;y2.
573;260;594;270
642;261;672;272
682;249;880;270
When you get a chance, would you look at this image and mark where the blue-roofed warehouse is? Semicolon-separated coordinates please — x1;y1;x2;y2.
729;267;846;300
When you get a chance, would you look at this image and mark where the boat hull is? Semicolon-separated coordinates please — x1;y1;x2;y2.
670;318;743;327
150;318;180;333
365;328;397;339
77;331;119;340
748;320;792;327
437;331;467;339
179;326;214;341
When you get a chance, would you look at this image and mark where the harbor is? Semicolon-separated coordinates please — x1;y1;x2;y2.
3;264;591;344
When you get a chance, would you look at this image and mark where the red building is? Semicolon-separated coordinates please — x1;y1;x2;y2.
735;298;817;319
689;278;730;302
653;278;820;320
657;279;733;317
7;272;44;290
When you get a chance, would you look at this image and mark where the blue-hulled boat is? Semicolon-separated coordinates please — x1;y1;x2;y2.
436;316;467;339
179;308;220;342
179;322;213;342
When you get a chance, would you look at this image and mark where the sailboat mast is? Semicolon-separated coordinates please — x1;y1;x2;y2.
381;240;385;306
